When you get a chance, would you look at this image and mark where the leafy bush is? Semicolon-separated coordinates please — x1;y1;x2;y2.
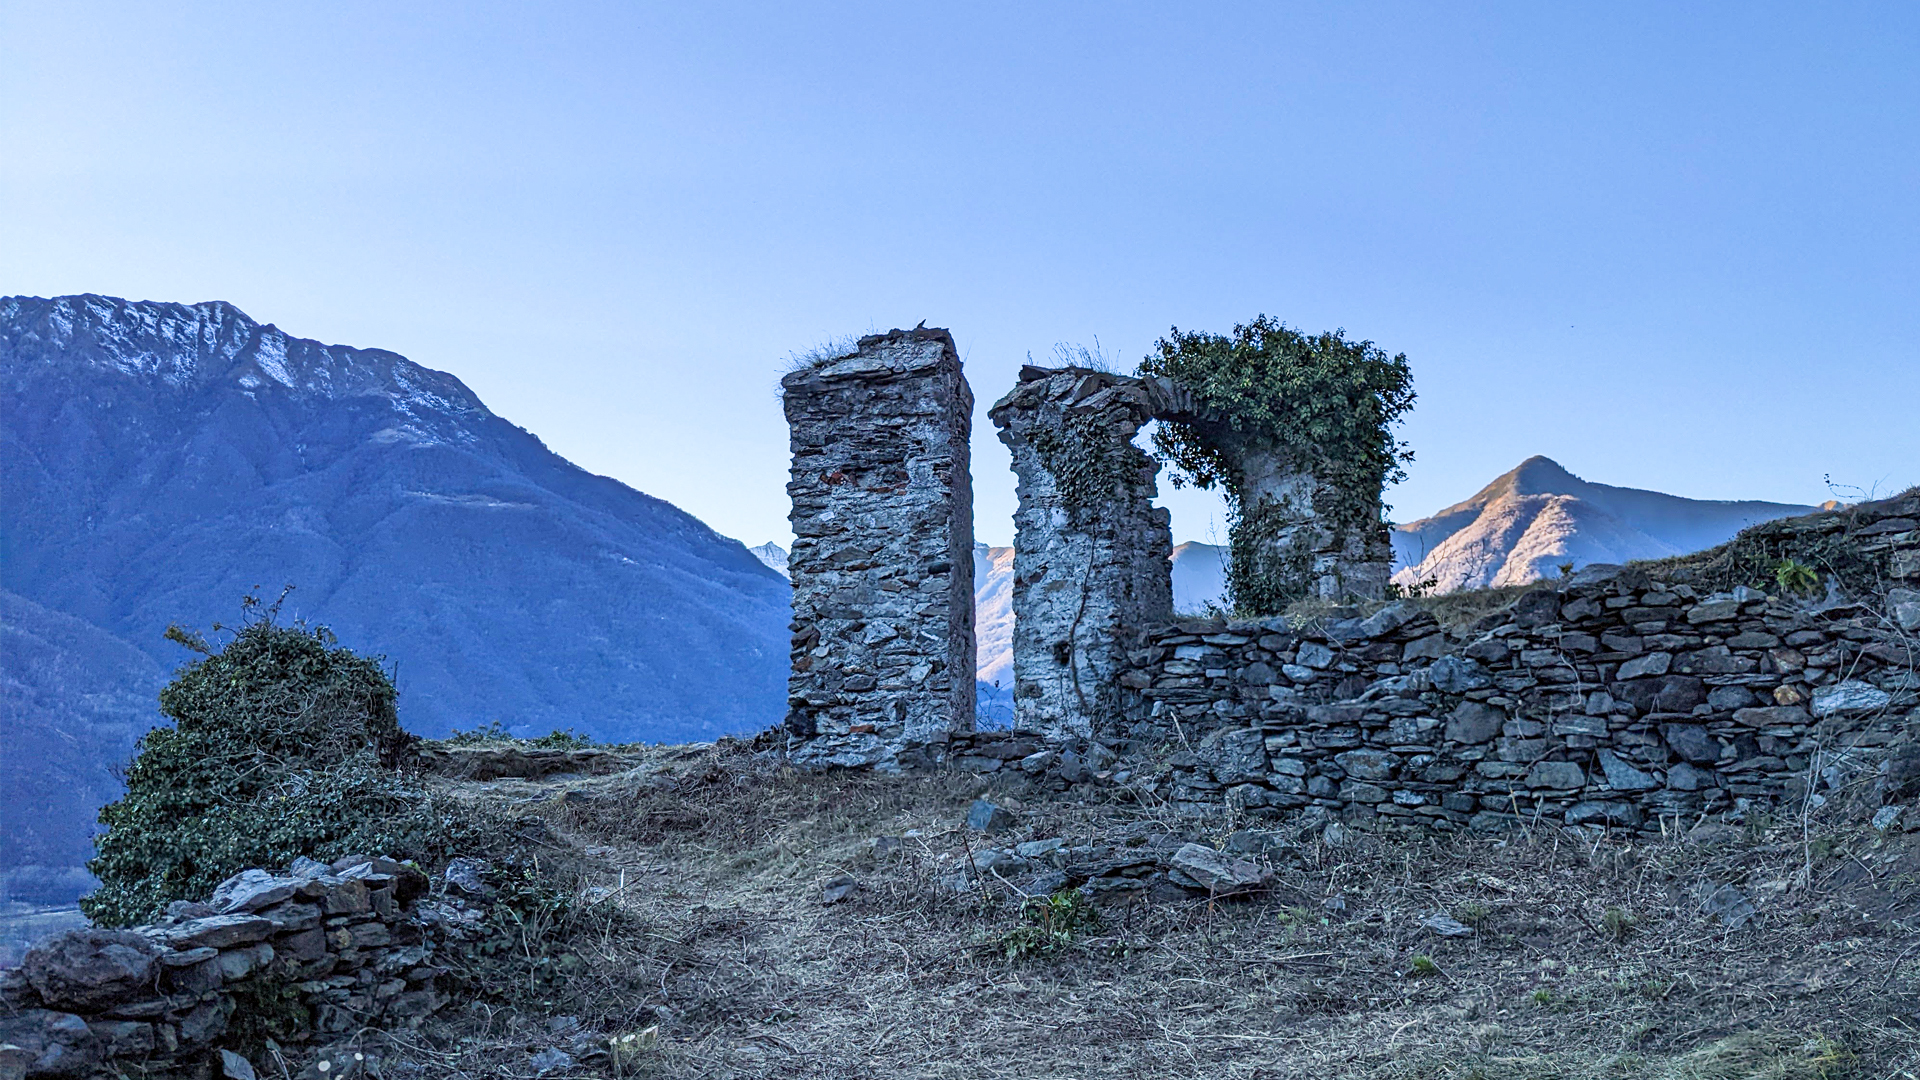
1138;316;1414;612
83;602;467;926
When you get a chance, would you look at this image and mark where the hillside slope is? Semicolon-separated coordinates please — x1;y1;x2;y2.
1392;456;1815;592
339;737;1920;1079
0;295;789;743
0;590;166;904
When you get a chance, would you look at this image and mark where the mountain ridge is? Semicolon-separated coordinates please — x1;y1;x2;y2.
1391;455;1817;592
2;294;794;900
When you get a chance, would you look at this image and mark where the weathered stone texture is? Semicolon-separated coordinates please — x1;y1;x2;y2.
1201;430;1393;606
782;328;975;767
1;855;450;1079
990;366;1172;738
1131;491;1920;832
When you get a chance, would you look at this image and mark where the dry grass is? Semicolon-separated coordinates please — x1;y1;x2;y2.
348;741;1920;1080
1280;582;1537;636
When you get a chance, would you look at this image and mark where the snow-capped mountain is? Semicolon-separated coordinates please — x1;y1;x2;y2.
1391;456;1817;592
750;542;790;577
2;294;791;900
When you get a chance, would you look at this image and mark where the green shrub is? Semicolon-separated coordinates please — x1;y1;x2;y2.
444;721;598;750
999;890;1101;961
83;604;466;926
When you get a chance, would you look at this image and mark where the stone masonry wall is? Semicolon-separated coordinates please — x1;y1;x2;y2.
990;366;1173;739
1190;430;1393;608
1127;491;1920;832
1;856;444;1079
782;328;976;768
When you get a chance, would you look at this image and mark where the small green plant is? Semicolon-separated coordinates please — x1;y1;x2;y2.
1530;988;1555;1005
1602;906;1637;942
1773;557;1820;597
1408;954;1441;977
1456;901;1493;928
999;890;1100;962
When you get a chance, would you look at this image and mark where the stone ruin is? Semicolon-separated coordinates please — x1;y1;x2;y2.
989;366;1175;739
781;331;1917;835
783;340;1400;754
1167;413;1395;605
1;856;447;1078
781;327;976;768
986;364;1396;739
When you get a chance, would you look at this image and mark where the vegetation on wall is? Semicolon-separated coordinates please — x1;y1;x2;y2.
82;593;470;927
1027;410;1149;513
1137;315;1414;612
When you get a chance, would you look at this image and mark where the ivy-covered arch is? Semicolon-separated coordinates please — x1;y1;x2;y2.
1138;315;1414;614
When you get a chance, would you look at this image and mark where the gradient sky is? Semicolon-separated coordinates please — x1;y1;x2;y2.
4;2;1915;548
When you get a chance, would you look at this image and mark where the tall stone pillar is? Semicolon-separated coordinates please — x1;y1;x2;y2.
990;367;1172;739
781;328;975;768
1211;435;1392;609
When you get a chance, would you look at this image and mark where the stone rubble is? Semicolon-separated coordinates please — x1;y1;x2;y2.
0;855;451;1080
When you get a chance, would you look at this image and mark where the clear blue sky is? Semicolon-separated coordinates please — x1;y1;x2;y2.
4;2;1914;547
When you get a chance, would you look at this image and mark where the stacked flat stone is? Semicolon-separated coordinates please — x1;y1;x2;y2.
782;328;976;768
1132;538;1918;830
0;856;441;1079
990;365;1173;739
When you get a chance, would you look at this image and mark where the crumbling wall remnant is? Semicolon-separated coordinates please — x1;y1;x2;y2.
0;856;443;1079
990;366;1174;738
782;328;976;768
1198;429;1394;607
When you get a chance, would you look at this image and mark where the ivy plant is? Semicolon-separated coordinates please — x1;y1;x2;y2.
83;596;468;926
1138;316;1414;612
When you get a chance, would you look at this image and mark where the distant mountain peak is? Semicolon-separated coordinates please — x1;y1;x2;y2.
1503;455;1581;494
1392;457;1817;592
750;542;790;577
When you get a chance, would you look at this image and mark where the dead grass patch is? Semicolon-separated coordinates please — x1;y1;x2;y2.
359;743;1919;1079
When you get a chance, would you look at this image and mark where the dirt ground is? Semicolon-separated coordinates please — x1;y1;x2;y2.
377;740;1920;1080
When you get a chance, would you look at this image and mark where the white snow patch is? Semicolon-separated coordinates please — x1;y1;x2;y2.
252;331;294;387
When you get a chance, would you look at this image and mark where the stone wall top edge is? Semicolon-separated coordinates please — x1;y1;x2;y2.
780;328;961;391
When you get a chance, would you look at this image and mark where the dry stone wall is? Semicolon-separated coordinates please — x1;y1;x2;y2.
1;856;444;1079
782;328;976;768
1127;494;1920;832
989;366;1173;739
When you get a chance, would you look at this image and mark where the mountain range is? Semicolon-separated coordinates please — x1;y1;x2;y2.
1;294;790;902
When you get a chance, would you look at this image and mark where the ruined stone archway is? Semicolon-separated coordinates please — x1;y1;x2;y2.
990;366;1391;738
